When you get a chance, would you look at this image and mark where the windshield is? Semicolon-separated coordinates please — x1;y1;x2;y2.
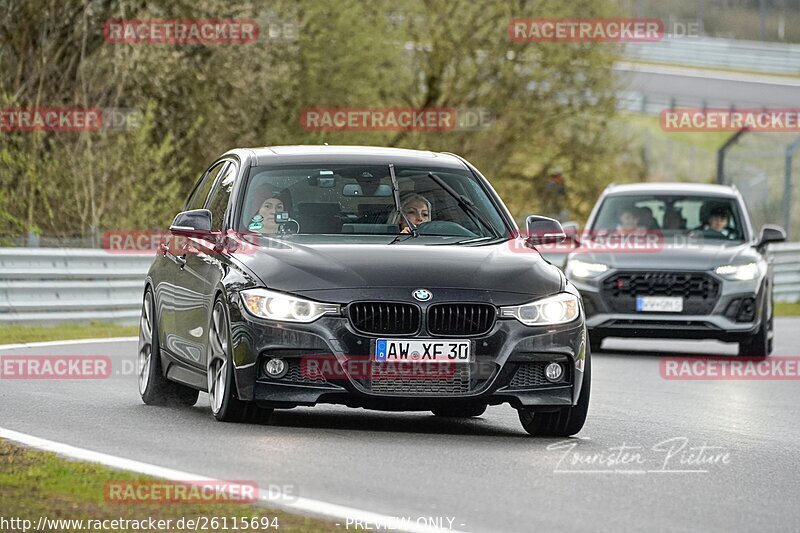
590;194;746;242
238;163;507;242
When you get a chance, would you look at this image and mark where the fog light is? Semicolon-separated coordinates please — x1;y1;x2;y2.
545;362;563;382
264;358;287;379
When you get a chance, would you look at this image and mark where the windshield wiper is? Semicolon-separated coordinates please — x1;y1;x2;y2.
388;163;418;238
454;235;496;245
427;172;502;239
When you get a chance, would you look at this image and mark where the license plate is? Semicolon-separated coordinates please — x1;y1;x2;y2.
375;339;471;363
635;296;683;312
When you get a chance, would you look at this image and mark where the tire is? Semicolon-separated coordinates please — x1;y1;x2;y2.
518;347;591;437
138;289;199;406
589;335;604;353
738;301;771;359
207;296;273;423
432;405;487;418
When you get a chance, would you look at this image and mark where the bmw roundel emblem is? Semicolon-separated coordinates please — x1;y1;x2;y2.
413;289;432;302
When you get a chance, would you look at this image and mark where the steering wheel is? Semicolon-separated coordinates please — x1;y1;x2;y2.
688;226;736;240
415;220;477;237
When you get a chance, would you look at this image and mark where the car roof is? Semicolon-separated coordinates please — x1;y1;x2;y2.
225;145;467;169
604;182;739;197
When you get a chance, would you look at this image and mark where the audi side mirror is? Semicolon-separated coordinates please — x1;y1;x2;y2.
757;224;786;248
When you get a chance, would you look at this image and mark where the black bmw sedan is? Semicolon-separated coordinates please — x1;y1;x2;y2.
137;146;590;436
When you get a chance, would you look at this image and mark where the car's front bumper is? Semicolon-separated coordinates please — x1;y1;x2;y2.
572;271;767;342
226;294;587;411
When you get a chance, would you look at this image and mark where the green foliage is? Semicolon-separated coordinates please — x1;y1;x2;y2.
0;0;638;236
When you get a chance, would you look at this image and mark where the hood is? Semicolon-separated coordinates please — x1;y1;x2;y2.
232;238;563;297
568;241;760;270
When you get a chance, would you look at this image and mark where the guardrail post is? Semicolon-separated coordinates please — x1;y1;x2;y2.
784;138;800;239
716;128;749;184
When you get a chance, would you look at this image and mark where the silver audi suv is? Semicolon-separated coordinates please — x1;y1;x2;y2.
563;183;786;358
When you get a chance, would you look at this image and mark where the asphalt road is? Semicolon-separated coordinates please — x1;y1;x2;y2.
2;321;800;532
613;63;800;108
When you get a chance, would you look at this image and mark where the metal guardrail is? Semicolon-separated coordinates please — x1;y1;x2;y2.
624;37;800;76
770;242;800;302
615;90;741;116
0;249;153;324
0;244;798;325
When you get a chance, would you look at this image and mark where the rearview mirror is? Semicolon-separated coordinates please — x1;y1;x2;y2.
170;209;212;236
342;183;393;197
307;172;337;188
758;224;786;247
526;215;566;245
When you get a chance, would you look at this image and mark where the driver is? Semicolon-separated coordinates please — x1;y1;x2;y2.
391;194;432;233
699;205;733;239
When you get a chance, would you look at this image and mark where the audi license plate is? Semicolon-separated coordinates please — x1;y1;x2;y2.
375;339;470;363
635;296;683;312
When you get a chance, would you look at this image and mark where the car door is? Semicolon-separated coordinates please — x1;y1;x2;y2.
160;161;228;361
171;160;238;369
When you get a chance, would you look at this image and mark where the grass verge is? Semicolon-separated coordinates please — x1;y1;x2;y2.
0;322;138;345
775;301;800;316
0;438;333;532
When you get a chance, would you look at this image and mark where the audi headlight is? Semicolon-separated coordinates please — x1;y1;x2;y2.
240;289;340;323
500;292;580;326
714;262;760;281
565;259;609;279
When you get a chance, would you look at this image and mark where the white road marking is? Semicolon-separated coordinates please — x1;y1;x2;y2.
0;427;466;533
0;337;138;351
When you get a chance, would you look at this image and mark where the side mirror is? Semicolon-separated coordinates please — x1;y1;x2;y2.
526;215;566;245
561;221;580;243
170;209;212;236
758;224;786;247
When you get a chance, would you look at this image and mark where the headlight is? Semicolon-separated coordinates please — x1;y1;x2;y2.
240;289;340;323
714;262;760;281
500;292;580;326
565;259;609;279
